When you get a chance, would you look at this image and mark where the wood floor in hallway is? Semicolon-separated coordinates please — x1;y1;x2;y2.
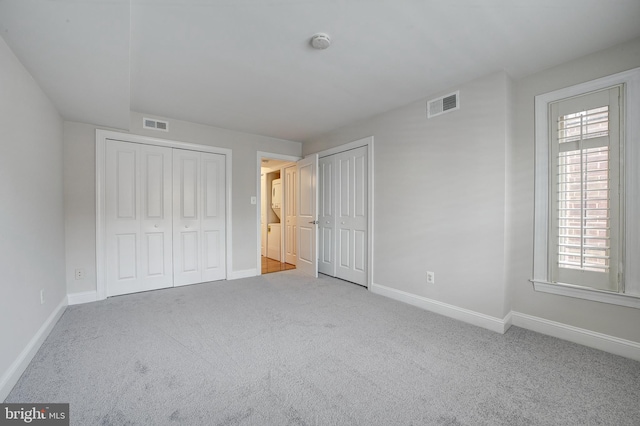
261;256;296;274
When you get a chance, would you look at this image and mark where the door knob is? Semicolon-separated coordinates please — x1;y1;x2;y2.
308;220;319;225
154;224;158;228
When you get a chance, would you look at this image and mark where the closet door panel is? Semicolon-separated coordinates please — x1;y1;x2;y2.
116;234;137;280
318;157;336;275
204;231;221;269
180;157;199;220
115;149;136;219
335;146;367;286
339;158;351;217
144;153;164;218
339;228;350;268
181;231;199;272
321;227;333;265
201;152;226;282
203;158;220;217
140;146;173;288
354;154;366;218
173;150;202;286
145;233;165;276
354;230;366;273
106;140;173;296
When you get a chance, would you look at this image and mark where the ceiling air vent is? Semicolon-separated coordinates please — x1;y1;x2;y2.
427;91;460;119
143;117;169;132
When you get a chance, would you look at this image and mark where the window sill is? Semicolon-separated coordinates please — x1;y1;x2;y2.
530;280;640;309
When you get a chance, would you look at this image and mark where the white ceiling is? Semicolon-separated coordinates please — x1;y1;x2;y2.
1;0;639;142
0;0;131;130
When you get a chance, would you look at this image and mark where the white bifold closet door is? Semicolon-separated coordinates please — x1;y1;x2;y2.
173;150;226;286
105;140;173;297
105;140;226;296
318;146;367;286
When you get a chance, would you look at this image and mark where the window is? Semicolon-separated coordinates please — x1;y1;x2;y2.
533;68;640;309
549;88;621;292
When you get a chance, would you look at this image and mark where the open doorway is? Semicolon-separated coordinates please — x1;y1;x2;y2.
259;155;299;275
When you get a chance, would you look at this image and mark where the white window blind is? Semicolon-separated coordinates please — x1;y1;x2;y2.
557;109;610;273
549;87;621;292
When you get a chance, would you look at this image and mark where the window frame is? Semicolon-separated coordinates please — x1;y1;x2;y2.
532;67;640;309
550;88;621;292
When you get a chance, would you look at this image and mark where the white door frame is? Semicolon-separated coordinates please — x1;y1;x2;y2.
256;152;301;274
96;129;233;301
311;136;374;289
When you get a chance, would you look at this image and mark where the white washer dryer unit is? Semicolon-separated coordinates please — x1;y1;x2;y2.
267;223;281;261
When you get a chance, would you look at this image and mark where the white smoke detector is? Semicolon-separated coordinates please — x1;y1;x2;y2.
310;33;331;50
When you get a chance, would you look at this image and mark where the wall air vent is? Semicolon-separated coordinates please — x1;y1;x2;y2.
143;117;169;132
427;91;460;118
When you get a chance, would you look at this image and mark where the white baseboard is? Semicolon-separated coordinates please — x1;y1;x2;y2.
67;290;98;305
368;283;640;360
227;269;258;280
371;283;511;334
512;312;640;362
0;297;67;401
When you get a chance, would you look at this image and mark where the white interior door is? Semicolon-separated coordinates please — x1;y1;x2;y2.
335;146;367;285
296;155;318;277
284;165;297;265
173;150;226;286
318;156;336;276
105;140;173;296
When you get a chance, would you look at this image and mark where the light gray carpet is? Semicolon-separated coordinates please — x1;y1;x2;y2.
6;271;640;425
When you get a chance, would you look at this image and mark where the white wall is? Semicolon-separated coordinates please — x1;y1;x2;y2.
509;37;640;343
305;38;640;345
64;112;302;295
64;121;99;295
305;71;512;319
0;37;66;398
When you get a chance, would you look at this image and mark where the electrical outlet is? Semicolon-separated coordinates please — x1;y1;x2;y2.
426;271;435;284
40;289;45;305
75;268;85;280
